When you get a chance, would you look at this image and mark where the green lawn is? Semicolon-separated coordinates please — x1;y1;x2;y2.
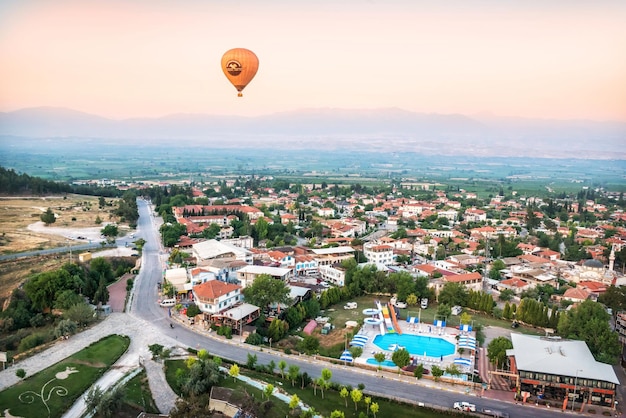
0;334;130;418
121;369;159;415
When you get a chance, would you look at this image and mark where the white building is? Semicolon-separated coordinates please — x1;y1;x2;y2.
311;246;355;267
319;264;347;286
192;280;242;316
363;243;394;266
192;239;253;265
236;265;292;288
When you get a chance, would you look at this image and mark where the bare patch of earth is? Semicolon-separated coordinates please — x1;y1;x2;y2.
0;195;136;307
0;194;126;254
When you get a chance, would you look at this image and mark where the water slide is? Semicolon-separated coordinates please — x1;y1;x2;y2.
388;304;402;335
379;301;395;334
374;301;386;335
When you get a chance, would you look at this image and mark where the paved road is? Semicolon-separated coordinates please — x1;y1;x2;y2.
0;199;583;418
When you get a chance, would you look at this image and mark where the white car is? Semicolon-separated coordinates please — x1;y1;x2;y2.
453;402;476;412
394;301;407;309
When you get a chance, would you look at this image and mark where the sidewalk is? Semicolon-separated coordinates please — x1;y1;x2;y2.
0;313;182;417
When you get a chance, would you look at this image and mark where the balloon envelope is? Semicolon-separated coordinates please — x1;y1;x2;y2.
221;48;259;97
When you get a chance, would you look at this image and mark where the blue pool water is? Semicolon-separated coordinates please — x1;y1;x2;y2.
366;358;396;368
373;333;455;357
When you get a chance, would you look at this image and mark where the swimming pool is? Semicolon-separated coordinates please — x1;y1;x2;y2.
373;333;455;357
366;358;396;368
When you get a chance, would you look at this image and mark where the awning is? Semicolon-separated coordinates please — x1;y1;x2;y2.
340;350;353;362
454;358;472;366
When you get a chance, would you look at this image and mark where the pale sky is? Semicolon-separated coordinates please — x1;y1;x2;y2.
1;0;625;121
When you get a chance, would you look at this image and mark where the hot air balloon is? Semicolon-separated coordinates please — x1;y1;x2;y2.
221;48;259;97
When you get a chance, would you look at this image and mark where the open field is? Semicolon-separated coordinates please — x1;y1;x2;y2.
0;194;123;255
0;194;136;307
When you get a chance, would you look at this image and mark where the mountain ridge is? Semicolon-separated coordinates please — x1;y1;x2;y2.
1;107;624;159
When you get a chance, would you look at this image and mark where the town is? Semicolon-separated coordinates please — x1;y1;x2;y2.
2;167;624;417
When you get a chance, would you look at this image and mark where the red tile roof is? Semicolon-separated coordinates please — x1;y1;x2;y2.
193;280;240;300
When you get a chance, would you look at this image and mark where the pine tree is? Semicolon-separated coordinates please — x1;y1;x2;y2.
503;302;511;320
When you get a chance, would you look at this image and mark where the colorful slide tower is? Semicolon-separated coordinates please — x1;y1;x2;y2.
388;304;402;335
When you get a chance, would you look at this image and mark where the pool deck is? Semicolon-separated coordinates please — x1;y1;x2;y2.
354;316;475;375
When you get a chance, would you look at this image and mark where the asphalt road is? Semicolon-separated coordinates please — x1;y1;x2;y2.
129;198;567;418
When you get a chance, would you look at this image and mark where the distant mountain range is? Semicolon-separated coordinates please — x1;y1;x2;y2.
1;107;624;159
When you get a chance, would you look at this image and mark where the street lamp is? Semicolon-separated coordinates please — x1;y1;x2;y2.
239;306;243;344
571;369;583;411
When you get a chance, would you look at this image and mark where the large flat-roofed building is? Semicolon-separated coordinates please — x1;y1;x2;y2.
508;333;618;408
236;265;292;288
192;239;253;265
311;246;355;267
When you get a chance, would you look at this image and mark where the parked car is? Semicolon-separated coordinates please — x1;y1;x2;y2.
395;301;407;309
453;402;476;412
421;298;429;309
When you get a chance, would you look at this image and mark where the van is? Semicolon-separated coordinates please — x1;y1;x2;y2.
159;298;176;307
420;298;428;309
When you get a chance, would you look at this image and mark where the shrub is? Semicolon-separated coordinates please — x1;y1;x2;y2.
284;348;292;355
245;332;263;345
18;332;48;352
15;368;26;379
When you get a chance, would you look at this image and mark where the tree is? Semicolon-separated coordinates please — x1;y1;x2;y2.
319;368;332;399
246;353;258;369
243;274;290;310
267;318;288;342
406;293;418;306
374;352;386;370
180;358;222;396
289;394;300;414
84;386;104;414
186;304;201;318
96;386;125;418
370;402;380;417
54;319;77;338
229;364;240;382
101;224;119;240
445;364;463;379
41;207;56;225
350;388;363;411
438;282;468;307
414;363;425;379
487;336;513;368
459;311;472;325
364;396;372;415
431;365;444;381
393;272;416;301
278;360;287;379
148;343;165;360
299;335;320;354
557;299;620;363
288;365;300;387
54;289;83;310
391;348;410;373
24;268;75;312
64;302;96;326
330;411;345;418
93;277;109;306
340;387;349;407
599;285;626;315
264;383;274;400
